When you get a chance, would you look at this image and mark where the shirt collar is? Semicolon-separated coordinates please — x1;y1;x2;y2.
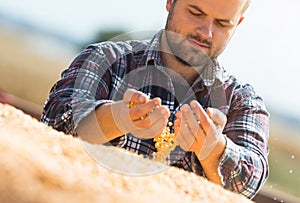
144;30;164;66
144;29;229;87
198;59;229;87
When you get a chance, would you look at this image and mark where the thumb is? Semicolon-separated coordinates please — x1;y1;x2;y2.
206;107;227;128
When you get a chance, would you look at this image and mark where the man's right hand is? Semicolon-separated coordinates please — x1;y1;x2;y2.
111;89;170;139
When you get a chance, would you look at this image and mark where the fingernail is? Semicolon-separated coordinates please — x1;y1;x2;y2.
152;98;160;106
191;103;196;109
161;109;169;118
190;101;197;109
176;112;182;119
139;95;145;103
181;104;189;112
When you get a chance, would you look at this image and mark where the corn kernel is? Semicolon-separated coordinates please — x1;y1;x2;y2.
129;101;178;162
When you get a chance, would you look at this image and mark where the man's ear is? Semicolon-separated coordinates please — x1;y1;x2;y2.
166;0;174;12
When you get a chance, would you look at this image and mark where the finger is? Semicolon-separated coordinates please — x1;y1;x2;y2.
180;104;200;138
173;117;181;135
176;130;192;151
178;106;207;152
134;111;169;139
176;129;197;151
174;111;182;135
129;97;162;121
123;88;149;104
190;100;212;133
176;112;197;151
206;108;227;129
112;101;135;133
134;105;169;129
175;110;182;119
150;114;170;138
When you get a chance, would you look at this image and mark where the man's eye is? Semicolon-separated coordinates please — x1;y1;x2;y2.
216;21;229;28
189;10;203;16
216;21;226;27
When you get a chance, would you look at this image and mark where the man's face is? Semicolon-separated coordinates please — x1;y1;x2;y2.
164;0;245;66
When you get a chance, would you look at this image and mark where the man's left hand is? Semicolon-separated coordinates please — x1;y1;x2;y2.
174;100;227;160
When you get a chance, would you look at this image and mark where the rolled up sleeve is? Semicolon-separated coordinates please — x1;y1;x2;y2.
191;83;269;199
219;84;269;199
41;45;113;135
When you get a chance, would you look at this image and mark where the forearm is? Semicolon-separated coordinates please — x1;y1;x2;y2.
198;134;226;185
195;135;269;199
76;102;124;144
76;90;170;144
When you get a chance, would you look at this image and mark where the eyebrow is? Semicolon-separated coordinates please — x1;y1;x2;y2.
188;4;235;25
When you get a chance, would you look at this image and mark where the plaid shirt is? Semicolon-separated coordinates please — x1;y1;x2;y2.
41;30;269;199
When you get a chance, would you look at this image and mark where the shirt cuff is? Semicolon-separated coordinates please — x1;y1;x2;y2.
218;135;240;186
191;135;239;186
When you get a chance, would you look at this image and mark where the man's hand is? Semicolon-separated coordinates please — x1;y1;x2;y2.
174;100;226;160
174;100;227;184
111;89;170;139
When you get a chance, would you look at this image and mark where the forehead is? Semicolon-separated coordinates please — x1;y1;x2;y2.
178;0;246;21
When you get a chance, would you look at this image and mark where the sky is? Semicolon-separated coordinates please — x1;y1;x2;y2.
0;0;168;42
1;0;300;119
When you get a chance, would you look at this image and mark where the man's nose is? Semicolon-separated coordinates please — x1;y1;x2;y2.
195;20;213;39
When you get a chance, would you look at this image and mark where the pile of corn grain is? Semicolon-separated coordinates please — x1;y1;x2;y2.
0;103;252;203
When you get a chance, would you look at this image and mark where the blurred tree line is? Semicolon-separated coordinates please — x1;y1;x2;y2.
92;29;132;42
79;29;132;50
79;28;155;50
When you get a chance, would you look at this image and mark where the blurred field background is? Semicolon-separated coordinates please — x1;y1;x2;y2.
0;0;299;202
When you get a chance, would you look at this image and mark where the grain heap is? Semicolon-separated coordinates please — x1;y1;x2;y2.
0;103;253;203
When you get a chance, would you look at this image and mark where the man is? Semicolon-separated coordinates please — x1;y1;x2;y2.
41;0;269;199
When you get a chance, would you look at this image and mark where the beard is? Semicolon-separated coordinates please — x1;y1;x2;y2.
164;30;214;68
164;4;216;69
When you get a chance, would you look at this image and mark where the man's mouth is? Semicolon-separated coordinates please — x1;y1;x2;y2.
187;38;211;51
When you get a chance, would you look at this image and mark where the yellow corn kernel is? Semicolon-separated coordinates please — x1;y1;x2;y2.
129;101;178;162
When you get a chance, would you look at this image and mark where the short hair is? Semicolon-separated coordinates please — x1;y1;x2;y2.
172;0;251;15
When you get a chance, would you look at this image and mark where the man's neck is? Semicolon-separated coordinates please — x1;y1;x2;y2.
159;32;202;85
161;51;200;85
